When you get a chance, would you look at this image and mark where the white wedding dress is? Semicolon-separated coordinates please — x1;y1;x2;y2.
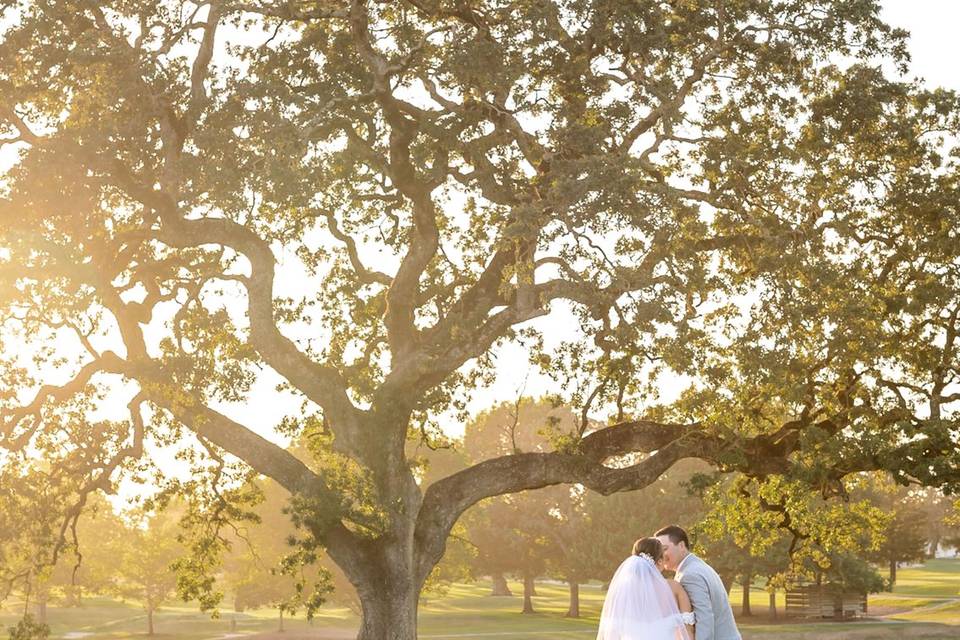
596;555;693;640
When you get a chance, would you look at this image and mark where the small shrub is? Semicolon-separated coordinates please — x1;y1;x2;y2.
7;615;49;640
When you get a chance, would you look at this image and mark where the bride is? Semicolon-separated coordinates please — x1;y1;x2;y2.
597;537;695;640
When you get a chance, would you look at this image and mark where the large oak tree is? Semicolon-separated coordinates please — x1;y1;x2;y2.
2;1;960;638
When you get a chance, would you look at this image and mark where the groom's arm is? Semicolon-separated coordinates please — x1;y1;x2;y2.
680;573;714;640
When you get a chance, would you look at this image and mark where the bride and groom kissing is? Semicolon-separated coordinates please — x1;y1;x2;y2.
597;525;742;640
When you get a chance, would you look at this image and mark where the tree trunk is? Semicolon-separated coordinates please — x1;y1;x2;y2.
325;459;424;640
928;534;940;559
566;580;580;618
490;573;512;596
147;607;155;636
719;573;734;594
63;584;81;607
741;574;752;617
349;535;420;640
356;581;418;640
522;574;536;614
768;590;777;619
36;598;47;625
889;559;897;585
279;609;284;632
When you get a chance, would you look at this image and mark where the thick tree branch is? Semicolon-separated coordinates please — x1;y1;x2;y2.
350;0;440;364
152;215;368;457
145;387;328;499
129;364;371;569
412;416;804;584
188;2;222;117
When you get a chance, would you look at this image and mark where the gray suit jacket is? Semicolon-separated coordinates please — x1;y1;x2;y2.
675;554;741;640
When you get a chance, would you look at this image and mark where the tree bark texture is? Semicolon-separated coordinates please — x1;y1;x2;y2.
522;574;536;614
741;575;752;617
566;580;580;618
490;573;512;596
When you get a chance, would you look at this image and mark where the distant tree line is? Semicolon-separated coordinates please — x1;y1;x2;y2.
4;398;959;631
448;399;959;618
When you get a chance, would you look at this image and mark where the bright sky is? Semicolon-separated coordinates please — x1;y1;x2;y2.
880;2;960;91
1;2;959;502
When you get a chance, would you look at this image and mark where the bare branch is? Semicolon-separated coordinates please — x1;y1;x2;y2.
0;356;121;451
188;2;223;115
0;104;44;146
619;40;727;154
322;211;392;285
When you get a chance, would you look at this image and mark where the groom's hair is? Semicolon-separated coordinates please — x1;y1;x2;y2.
655;524;690;549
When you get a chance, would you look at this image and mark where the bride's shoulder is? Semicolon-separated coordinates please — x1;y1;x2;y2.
666;578;693;610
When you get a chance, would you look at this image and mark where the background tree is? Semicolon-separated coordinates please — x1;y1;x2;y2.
462;499;523;598
579;459;709;585
3;2;960;638
114;510;184;636
0;492;124;626
914;488;956;558
871;507;928;586
461;398;574;613
851;474;929;585
540;489;595;618
696;474;889;613
507;497;551;615
812;552;886;595
5;615;48;640
944;501;960;554
223;480;308;632
0;466;70;608
49;493;127;608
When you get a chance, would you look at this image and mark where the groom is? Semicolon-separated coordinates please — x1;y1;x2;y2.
656;525;741;640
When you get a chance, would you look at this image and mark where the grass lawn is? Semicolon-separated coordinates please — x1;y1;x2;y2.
3;559;959;639
870;558;960;624
0;597;356;639
889;558;960;598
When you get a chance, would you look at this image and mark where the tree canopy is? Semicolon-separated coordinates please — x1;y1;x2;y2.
2;1;960;637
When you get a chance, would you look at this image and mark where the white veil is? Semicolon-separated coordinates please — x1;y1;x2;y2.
596;555;691;640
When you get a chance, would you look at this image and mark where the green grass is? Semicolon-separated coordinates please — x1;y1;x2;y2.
419;581;600;636
890;559;960;598
874;558;960;625
0;596;353;639
867;595;940;610
3;560;960;639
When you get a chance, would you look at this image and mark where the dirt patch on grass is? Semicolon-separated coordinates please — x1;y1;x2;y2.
867;605;913;616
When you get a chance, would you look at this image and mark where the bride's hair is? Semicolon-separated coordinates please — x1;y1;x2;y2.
632;536;664;562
